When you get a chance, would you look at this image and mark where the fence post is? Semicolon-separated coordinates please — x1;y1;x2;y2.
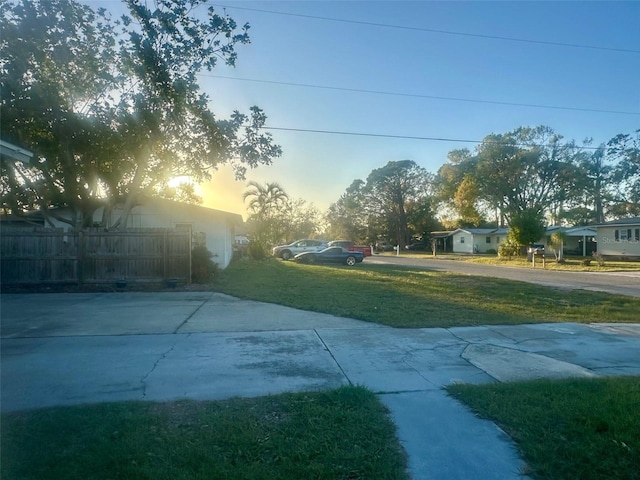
77;230;84;286
163;228;168;280
187;230;192;284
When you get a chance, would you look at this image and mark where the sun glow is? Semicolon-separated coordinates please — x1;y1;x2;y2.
166;168;247;216
200;165;248;217
167;176;195;189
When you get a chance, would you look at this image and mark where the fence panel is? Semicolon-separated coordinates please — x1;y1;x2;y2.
1;228;191;286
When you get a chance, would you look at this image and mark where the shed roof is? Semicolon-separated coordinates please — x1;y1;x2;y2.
430;231;454;238
452;228;497;235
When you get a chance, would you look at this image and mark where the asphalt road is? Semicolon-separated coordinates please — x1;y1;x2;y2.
366;255;640;298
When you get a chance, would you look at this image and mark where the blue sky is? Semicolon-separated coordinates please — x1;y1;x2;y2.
91;1;640;216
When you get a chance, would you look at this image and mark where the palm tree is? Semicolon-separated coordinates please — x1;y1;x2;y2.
550;231;567;263
242;181;289;221
242;181;290;246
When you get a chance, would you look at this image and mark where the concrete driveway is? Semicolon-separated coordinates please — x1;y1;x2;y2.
2;291;639;480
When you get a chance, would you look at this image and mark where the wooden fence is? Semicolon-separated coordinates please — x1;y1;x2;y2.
1;228;191;286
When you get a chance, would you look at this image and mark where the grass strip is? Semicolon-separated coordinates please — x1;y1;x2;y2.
389;252;640;272
447;376;640;480
214;259;640;327
1;386;408;480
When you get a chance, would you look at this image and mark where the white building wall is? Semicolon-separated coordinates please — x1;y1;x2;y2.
452;232;474;254
597;226;640;257
474;234;496;253
124;204;235;268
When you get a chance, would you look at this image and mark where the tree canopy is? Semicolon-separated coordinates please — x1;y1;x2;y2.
1;0;281;228
434;126;639;229
326;160;436;247
607;129;640;217
243;181;321;246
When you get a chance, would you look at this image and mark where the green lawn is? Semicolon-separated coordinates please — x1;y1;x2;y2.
447;376;640;480
458;255;640;272
1;386;408;480
214;259;640;327
381;251;640;272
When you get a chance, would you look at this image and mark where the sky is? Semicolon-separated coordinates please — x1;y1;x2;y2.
89;1;640;218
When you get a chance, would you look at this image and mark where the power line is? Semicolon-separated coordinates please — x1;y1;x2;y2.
262;126;602;150
212;4;640;54
204;74;640;116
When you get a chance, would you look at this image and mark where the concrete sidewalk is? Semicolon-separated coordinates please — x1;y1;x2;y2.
2;292;639;479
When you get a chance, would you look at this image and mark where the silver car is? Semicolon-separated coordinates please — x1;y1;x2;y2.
272;239;327;260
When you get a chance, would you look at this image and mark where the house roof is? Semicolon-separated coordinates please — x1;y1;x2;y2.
135;196;243;225
0;139;33;163
593;217;640;227
564;226;597;236
452;228;497;235
430;231;454;238
2;196;244;227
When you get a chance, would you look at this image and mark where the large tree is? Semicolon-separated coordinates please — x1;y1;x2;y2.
434;126;586;228
474;126;579;224
564;145;615;224
607;129;640;217
363;160;434;248
434;148;487;228
325;179;369;242
1;0;281;228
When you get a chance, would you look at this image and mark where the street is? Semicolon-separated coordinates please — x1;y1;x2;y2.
366;255;640;298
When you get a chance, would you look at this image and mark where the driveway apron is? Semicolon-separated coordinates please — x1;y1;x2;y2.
2;292;640;480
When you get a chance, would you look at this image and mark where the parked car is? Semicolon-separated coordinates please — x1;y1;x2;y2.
294;247;364;266
272;239;327;260
327;240;372;256
406;242;427;251
375;242;395;252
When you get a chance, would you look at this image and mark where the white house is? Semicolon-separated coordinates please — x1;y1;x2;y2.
450;228;500;254
492;228;509;247
594;217;640;258
447;225;597;256
14;197;243;268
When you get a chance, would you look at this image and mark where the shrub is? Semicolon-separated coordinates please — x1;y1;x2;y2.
498;242;520;259
592;252;605;267
486;248;497;255
246;240;270;260
581;259;592;266
191;245;219;283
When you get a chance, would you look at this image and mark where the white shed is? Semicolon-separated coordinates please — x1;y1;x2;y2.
451;228;498;254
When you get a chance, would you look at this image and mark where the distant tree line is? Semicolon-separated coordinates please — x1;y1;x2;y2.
323;126;639;249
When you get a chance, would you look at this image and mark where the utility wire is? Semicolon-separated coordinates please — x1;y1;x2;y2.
204;74;640;116
262;126;602;150
212;4;640;54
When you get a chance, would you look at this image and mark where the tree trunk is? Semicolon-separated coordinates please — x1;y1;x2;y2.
111;144;150;229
